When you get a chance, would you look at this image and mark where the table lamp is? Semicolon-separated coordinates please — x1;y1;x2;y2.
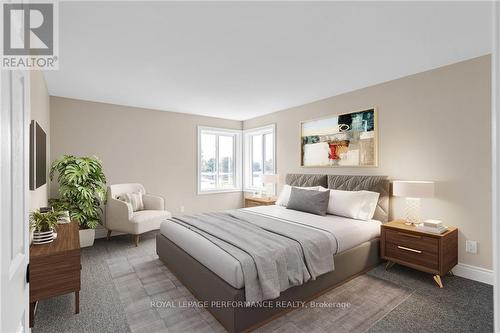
393;180;435;225
260;174;279;198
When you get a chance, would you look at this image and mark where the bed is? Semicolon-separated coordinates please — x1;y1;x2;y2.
156;174;390;333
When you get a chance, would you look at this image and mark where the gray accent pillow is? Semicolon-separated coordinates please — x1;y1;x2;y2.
286;187;330;216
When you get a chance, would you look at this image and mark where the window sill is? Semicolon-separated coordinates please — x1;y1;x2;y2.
197;189;242;195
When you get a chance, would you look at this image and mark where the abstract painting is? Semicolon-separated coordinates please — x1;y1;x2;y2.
300;108;377;167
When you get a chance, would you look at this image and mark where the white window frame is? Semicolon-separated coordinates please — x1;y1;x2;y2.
197;126;242;195
243;124;276;193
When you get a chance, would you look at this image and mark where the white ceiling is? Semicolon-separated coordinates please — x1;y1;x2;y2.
44;1;492;121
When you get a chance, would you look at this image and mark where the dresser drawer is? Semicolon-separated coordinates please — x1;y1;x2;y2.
385;242;438;271
385;228;439;254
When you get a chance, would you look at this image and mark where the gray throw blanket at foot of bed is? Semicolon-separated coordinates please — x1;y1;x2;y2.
169;210;335;302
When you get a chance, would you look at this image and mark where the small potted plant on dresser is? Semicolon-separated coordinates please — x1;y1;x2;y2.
49;155;107;248
30;210;64;244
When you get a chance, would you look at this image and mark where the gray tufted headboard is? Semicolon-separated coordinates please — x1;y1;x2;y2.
285;173;390;222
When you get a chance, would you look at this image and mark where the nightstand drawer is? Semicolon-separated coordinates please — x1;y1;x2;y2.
385;229;439;254
385;243;438;271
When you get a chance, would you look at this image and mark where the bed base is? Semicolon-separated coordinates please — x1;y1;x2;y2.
156;234;381;333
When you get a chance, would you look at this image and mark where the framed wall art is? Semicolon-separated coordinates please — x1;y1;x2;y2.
300;108;377;167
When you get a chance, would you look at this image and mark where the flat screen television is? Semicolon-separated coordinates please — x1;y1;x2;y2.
30;120;47;190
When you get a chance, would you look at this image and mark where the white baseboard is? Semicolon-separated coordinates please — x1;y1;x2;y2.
452;263;493;285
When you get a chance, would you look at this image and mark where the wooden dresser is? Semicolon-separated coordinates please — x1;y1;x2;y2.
29;221;81;327
244;196;277;208
381;219;458;288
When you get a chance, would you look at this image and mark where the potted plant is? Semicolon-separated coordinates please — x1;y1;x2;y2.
30;210;64;244
49;155;107;247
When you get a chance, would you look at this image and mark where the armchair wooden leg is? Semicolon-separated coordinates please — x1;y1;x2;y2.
107;230;111;240
133;235;139;247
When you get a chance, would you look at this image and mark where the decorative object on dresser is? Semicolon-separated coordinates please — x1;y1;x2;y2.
29;210;64;245
58;210;71;224
392;180;435;225
106;183;172;246
244;196;276;208
39;206;52;213
29;221;81;328
300;108;377;167
381;219;457;288
49;155;108;248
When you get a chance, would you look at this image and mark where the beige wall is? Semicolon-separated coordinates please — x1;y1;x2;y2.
49;55;491;269
244;55;492;270
29;71;50;211
50;97;243;218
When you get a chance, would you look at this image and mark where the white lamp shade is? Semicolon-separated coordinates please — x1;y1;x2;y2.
392;181;435;198
260;174;279;184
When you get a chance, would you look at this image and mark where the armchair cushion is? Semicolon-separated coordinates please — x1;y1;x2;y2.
130;210;172;234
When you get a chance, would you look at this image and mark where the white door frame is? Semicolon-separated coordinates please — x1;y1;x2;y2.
493;1;499;331
0;68;31;333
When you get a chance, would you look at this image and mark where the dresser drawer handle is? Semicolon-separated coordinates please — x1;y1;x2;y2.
397;232;421;239
397;245;422;254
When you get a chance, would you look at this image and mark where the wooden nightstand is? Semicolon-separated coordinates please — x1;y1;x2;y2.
381;219;458;288
244;196;277;208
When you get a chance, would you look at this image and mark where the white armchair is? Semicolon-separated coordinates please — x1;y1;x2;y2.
105;183;171;246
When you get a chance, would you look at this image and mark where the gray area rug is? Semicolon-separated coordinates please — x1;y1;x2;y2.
252;274;412;333
32;231;493;333
108;253;412;333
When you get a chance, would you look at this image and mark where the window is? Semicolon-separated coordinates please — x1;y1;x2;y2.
198;126;241;194
244;124;276;192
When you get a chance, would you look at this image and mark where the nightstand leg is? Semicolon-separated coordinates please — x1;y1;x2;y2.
385;261;395;270
433;275;444;288
448;270;454;276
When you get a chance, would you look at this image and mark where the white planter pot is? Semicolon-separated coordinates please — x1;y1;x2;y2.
79;229;95;248
32;230;54;245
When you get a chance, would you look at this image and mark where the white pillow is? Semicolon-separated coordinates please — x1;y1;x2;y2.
276;185;320;207
358;190;380;220
118;192;144;212
327;190;379;221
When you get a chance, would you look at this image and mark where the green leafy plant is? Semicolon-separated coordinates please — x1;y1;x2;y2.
29;210;63;232
49;155;107;229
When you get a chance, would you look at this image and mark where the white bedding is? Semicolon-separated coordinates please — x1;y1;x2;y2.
159;205;381;289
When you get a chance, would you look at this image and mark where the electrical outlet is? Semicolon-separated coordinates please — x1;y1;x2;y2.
180;205;185;213
466;240;478;254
